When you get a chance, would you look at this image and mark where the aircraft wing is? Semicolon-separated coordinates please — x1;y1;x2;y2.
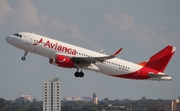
72;55;114;64
72;48;122;64
55;48;122;65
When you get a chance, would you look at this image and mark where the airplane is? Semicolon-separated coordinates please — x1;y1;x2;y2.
5;32;176;81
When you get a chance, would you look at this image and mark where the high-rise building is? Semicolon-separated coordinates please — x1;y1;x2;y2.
164;99;180;111
43;78;61;111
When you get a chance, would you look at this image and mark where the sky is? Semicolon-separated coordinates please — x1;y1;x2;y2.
0;0;180;101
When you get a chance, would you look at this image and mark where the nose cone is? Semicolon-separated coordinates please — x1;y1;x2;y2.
5;36;10;43
6;36;9;42
5;35;14;45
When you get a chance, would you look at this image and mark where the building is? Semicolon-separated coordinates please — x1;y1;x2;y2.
82;96;92;101
17;95;31;102
63;95;93;101
43;78;61;111
93;93;98;104
164;99;180;111
63;96;82;101
72;96;81;101
63;96;73;101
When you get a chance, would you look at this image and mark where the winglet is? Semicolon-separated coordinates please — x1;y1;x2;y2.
99;49;103;53
113;48;122;56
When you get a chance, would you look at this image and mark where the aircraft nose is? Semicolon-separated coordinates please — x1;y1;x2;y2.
5;35;13;44
5;36;10;43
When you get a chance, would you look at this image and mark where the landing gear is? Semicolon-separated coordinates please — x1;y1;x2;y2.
21;57;26;61
21;51;28;61
74;68;84;77
74;71;84;77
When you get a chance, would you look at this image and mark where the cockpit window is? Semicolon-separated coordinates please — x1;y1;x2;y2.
13;33;22;38
13;33;19;36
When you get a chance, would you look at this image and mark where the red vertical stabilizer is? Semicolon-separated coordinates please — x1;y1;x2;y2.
139;46;176;72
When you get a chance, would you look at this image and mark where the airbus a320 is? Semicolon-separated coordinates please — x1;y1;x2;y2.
6;32;176;81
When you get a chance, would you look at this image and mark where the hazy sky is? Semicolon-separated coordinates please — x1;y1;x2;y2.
0;0;180;100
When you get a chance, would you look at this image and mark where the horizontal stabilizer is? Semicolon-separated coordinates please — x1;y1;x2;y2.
148;72;170;77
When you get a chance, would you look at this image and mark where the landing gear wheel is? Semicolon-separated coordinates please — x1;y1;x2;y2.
74;68;84;78
79;72;84;77
21;51;28;61
21;57;26;61
74;72;79;77
74;71;84;78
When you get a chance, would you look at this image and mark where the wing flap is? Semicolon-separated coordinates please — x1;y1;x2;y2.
72;48;122;64
72;55;115;63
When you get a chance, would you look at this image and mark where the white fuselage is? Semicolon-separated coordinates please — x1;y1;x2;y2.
6;32;172;80
6;32;138;74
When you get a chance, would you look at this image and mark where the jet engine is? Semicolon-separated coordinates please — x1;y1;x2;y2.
49;55;74;68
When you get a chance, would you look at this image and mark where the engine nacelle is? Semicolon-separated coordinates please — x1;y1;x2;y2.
49;55;74;68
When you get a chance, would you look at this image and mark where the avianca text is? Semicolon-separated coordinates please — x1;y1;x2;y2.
34;39;77;55
44;41;76;55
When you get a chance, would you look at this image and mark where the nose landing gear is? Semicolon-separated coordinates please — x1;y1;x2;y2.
21;51;28;61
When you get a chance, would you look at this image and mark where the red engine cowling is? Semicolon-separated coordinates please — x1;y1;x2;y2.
49;55;74;68
55;55;74;68
54;55;74;68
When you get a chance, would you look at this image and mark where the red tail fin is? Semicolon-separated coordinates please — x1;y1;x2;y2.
139;46;176;72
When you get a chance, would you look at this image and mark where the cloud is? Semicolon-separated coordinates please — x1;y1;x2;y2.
105;13;135;32
66;23;87;40
0;0;100;49
105;13;155;42
158;32;180;47
40;15;68;33
0;0;14;26
16;0;40;26
130;25;154;41
0;0;42;29
105;13;180;47
39;15;101;49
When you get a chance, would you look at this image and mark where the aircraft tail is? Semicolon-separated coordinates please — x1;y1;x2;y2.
139;46;176;72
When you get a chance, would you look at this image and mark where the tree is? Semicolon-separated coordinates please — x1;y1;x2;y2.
103;97;109;101
0;98;6;110
32;98;37;103
141;96;146;100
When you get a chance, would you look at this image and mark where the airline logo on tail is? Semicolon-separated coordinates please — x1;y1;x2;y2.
112;45;176;80
139;46;176;72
